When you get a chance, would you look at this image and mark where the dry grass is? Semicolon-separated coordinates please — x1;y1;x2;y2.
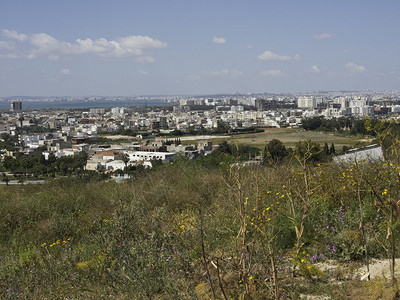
181;128;358;148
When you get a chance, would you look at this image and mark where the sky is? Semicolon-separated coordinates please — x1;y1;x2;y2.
0;0;400;97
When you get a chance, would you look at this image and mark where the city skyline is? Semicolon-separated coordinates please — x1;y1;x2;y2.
1;1;400;97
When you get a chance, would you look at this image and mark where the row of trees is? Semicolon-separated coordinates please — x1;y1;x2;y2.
214;139;338;164
1;151;88;178
301;116;387;136
0;133;19;151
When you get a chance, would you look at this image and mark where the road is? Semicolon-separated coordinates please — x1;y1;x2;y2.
0;180;45;185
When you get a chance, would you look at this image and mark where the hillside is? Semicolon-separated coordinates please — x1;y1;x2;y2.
1;151;400;299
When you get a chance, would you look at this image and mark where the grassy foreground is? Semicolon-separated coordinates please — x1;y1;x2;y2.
1;156;400;299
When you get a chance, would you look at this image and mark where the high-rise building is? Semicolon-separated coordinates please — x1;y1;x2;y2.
297;96;316;109
10;101;22;112
159;116;168;129
255;98;277;111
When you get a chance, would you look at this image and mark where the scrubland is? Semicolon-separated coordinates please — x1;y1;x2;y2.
1;149;400;299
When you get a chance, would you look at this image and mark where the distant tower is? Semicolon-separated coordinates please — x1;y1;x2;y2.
10;101;22;112
255;98;277;111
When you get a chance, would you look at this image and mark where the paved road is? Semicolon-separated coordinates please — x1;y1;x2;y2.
0;180;45;185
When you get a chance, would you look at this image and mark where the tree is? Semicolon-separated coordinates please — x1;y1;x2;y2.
294;140;324;162
2;176;9;186
74;151;89;172
122;153;130;169
215;121;229;133
301;116;325;131
215;140;231;155
329;143;336;155
2;156;17;171
47;153;57;165
267;139;287;162
323;143;329;155
350;119;368;135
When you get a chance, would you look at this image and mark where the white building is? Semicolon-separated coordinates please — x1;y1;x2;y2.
333;144;384;164
297;96;317;109
125;151;177;163
105;160;126;171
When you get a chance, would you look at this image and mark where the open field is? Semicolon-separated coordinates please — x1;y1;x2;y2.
99;128;363;150
181;128;361;149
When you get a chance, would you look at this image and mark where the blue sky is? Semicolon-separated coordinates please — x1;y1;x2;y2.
0;0;399;96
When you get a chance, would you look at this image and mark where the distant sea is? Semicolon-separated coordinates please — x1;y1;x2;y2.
0;99;176;111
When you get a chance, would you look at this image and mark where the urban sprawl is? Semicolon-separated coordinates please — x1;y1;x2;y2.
1;90;400;174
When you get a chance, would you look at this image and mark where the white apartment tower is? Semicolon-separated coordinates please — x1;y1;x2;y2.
297;96;316;109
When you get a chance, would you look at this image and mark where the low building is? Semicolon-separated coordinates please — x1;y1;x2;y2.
126;151;177;163
333;144;384;164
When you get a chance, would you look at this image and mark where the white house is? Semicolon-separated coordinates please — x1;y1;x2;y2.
105;160;126;171
125;151;177;163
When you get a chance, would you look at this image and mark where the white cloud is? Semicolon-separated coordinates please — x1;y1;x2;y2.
346;62;366;73
30;33;62;53
0;41;14;50
212;37;226;44
25;53;36;59
0;29;167;62
257;51;291;61
138;69;149;75
293;54;301;60
134;56;155;63
201;69;243;78
61;68;71;75
118;35;166;49
2;29;28;41
311;65;320;73
261;69;284;77
0;53;19;59
312;33;335;40
48;54;60;61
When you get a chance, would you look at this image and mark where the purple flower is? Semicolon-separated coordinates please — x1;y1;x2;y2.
311;254;318;262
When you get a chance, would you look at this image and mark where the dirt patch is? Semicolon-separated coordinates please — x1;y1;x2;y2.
180;135;231;141
229;128;357;148
357;259;400;280
316;259;400;281
102;135;137;140
176;128;357;148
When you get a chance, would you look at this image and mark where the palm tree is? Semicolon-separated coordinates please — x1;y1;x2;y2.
122;154;130;170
